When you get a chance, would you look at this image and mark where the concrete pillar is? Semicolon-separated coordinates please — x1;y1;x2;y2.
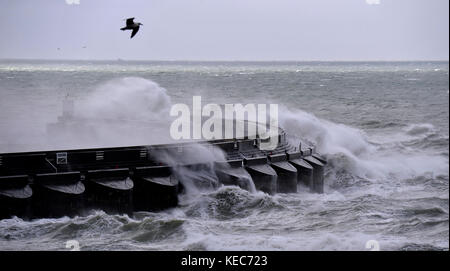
244;157;277;194
268;154;297;193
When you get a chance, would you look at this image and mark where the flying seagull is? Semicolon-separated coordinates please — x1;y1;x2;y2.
120;17;143;39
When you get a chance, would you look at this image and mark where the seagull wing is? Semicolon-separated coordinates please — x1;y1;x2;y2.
126;17;135;26
130;26;140;38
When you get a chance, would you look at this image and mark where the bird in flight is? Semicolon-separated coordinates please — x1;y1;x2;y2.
120;17;143;39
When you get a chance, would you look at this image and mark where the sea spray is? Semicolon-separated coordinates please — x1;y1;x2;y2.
47;77;177;150
148;142;257;195
279;107;449;183
77;77;172;122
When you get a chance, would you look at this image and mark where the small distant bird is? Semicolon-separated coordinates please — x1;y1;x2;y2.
120;17;143;39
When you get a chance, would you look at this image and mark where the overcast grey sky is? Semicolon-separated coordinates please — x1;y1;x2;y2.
0;0;448;61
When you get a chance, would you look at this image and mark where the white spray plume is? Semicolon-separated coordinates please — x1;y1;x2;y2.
279;107;449;180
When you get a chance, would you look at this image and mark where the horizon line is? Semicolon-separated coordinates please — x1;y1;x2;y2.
0;57;448;63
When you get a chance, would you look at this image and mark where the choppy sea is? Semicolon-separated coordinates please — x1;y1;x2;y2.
0;60;448;250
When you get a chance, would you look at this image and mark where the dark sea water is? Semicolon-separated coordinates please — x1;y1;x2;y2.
0;60;448;250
